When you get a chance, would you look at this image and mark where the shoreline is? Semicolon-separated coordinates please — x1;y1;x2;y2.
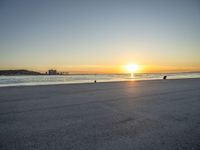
0;77;200;88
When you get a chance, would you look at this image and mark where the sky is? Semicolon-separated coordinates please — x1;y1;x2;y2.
0;0;200;73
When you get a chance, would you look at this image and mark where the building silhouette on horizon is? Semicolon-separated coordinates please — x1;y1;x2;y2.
48;69;57;75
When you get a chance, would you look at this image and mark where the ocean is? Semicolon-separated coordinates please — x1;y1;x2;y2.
0;72;200;87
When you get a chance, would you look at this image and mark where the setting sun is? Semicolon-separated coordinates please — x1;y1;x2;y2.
125;64;139;73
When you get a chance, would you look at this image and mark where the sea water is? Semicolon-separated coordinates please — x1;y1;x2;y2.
0;73;200;87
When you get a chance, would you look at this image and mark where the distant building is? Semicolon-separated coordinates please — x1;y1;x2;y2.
48;69;57;75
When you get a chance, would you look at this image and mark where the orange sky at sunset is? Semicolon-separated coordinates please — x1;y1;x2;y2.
1;0;200;74
1;64;199;74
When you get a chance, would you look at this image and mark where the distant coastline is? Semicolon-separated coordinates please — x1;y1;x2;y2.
0;70;42;76
0;69;69;76
0;69;200;76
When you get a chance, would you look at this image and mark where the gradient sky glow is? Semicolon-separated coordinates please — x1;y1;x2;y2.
0;0;200;73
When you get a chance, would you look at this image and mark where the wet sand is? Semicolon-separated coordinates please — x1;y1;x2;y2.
0;78;200;150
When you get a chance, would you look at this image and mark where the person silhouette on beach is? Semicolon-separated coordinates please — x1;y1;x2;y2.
163;76;167;80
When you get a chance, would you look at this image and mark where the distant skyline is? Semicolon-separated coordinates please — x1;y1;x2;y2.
1;0;200;73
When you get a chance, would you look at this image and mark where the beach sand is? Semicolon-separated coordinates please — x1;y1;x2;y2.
0;78;200;150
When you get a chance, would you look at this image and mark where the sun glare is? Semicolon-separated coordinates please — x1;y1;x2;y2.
125;64;139;73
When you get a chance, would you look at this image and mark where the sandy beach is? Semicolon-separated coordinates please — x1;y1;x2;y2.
0;78;200;150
